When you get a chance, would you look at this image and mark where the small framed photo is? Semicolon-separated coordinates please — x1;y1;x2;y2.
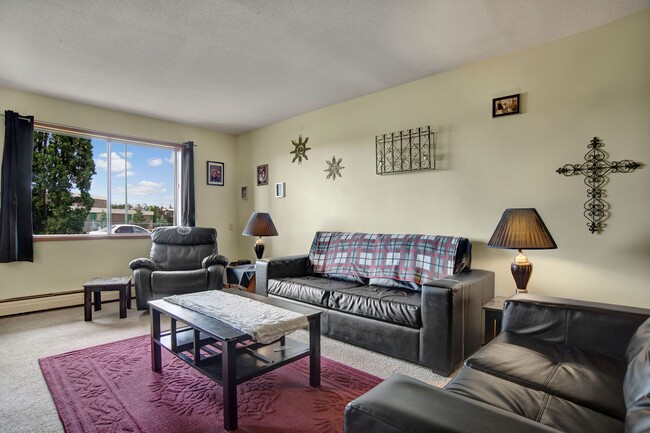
241;186;248;200
492;94;520;118
207;161;224;186
257;164;268;186
275;182;285;198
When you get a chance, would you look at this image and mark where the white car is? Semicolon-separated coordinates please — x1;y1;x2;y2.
89;224;150;235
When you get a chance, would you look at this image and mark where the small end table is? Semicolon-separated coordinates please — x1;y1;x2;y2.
483;296;507;345
83;276;132;321
225;264;256;293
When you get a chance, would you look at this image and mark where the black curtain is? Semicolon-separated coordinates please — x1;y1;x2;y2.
0;111;35;262
181;141;195;227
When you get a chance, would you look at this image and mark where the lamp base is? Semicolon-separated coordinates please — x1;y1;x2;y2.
253;238;265;260
511;250;532;293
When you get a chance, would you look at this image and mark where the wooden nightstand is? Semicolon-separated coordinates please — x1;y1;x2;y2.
225;264;256;293
483;296;507;344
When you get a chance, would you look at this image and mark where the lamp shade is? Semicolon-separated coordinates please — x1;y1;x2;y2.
242;212;278;237
488;208;557;250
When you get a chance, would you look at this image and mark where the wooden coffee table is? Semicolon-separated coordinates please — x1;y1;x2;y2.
149;289;321;431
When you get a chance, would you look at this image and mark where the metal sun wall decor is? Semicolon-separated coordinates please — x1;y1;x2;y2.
556;137;641;234
324;156;344;181
290;134;311;163
376;126;435;175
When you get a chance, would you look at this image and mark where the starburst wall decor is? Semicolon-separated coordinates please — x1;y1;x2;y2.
290;135;311;164
324;156;344;181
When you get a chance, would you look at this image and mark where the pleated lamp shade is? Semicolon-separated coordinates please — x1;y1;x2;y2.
488;208;556;250
242;212;278;237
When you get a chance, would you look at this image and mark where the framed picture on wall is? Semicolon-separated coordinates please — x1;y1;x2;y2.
257;164;268;186
492;94;520;118
207;161;224;186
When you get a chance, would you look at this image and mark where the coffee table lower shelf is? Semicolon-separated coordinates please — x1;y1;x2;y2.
157;328;310;385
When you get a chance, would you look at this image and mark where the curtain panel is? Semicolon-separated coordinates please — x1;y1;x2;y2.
0;110;35;262
181;141;195;227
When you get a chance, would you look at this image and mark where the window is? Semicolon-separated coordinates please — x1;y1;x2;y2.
32;126;180;236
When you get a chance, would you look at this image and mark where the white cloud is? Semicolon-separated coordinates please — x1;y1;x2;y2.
95;152;134;175
120;180;167;197
147;158;163;167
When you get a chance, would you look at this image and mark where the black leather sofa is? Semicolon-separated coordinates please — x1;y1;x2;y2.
256;231;495;376
344;294;650;433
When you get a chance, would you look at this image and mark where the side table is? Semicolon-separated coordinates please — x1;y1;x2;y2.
483;296;507;345
83;276;132;321
225;264;256;293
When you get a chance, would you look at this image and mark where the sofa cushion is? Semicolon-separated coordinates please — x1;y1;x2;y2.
328;285;421;328
268;276;363;307
624;318;650;433
465;331;627;419
446;367;624;433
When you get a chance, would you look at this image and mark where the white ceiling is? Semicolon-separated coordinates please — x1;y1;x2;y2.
0;1;648;135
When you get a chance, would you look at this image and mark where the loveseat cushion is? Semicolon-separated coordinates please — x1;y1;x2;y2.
624;317;650;433
446;367;624;433
268;276;363;307
465;331;627;419
328;285;422;328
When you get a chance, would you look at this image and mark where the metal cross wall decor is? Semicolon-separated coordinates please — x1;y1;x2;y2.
556;137;641;234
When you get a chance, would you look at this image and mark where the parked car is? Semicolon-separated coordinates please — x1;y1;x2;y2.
89;224;150;235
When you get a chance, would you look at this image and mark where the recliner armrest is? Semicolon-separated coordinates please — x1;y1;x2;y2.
256;254;311;296
202;253;229;269
129;258;158;271
345;374;561;433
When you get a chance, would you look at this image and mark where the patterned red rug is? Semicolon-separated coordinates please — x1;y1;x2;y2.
39;335;382;433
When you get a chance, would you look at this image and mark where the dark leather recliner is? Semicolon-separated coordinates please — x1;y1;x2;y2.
129;226;228;310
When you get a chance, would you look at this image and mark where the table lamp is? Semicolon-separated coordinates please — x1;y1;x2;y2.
488;208;557;293
242;212;278;259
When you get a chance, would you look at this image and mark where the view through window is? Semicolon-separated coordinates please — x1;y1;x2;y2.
32;129;179;236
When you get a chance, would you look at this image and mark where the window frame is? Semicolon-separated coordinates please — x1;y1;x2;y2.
32;121;182;241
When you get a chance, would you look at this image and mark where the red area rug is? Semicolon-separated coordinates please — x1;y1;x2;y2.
39;335;382;433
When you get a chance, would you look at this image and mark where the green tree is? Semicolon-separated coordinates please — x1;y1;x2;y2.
132;206;146;225
32;132;96;234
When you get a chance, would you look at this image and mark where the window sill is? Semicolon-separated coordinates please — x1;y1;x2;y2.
34;234;151;242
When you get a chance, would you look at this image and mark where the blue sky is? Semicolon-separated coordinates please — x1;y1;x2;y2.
88;139;177;209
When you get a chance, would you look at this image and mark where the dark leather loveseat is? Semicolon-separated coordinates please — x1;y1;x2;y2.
256;231;495;376
344;294;650;433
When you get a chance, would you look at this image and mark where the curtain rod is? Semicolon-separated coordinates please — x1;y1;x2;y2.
0;112;33;122
1;113;189;148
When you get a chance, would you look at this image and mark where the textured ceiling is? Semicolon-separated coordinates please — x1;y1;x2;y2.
0;1;648;135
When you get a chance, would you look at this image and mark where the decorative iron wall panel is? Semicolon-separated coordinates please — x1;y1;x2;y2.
376;126;435;175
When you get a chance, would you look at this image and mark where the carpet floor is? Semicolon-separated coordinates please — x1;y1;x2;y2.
0;302;451;432
40;334;382;433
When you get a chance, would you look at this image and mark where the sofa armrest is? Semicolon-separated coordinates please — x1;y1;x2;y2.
503;294;650;359
255;254;311;296
420;269;495;376
344;374;561;433
133;267;153;310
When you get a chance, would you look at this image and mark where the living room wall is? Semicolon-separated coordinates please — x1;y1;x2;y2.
235;10;650;307
0;87;237;314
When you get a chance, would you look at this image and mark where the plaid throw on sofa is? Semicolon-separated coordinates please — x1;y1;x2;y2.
309;232;463;285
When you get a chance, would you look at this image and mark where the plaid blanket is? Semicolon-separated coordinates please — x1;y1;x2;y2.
309;232;464;284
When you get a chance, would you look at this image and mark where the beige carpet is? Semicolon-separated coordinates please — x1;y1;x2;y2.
0;301;451;433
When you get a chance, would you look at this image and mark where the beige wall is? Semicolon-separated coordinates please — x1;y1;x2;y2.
0;87;238;313
236;10;650;307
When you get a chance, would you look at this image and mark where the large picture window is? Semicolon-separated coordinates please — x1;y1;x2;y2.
32;126;179;236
